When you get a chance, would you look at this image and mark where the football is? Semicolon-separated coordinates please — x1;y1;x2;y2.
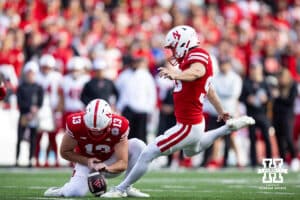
87;171;107;197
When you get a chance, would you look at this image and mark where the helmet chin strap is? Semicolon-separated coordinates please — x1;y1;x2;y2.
167;54;185;66
167;56;178;66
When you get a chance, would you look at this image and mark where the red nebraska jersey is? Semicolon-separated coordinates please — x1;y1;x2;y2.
66;112;129;162
173;47;213;124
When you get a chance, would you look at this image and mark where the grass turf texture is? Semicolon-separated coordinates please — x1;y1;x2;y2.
0;168;299;200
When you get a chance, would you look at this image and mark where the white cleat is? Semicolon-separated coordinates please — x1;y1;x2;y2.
291;158;300;172
101;187;127;198
44;187;63;197
126;186;150;198
226;116;255;132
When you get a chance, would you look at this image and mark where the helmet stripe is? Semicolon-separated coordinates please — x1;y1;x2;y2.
185;40;190;48
93;100;100;128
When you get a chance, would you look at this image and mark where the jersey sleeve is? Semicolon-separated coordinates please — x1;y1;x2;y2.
65;113;85;138
65;115;75;138
186;51;210;66
120;127;129;141
119;117;129;141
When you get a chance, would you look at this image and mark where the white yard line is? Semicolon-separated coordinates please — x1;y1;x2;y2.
24;197;76;200
142;188;233;193
0;168;71;174
0;185;18;189
28;186;48;189
0;186;48;189
256;191;295;195
140;178;258;184
162;185;197;189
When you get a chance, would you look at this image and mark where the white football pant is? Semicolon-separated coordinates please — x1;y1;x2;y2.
60;138;146;197
117;120;229;191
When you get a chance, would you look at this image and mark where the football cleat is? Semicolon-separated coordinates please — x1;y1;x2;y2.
44;187;63;197
126;186;150;198
101;187;127;198
291;158;300;172
226;116;255;132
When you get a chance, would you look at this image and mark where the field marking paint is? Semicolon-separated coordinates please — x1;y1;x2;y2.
28;186;48;189
140;177;298;184
228;185;261;189
0;168;71;174
0;186;18;189
162;185;197;189
227;185;243;188
143;188;237;193
25;197;76;200
220;179;248;184
143;189;166;192
256;191;295;195
0;185;48;190
140;178;256;184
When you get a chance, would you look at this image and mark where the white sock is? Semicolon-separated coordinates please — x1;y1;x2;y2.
126;138;147;177
199;125;229;151
117;143;161;192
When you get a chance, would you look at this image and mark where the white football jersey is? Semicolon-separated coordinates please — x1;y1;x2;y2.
61;74;90;112
36;71;63;110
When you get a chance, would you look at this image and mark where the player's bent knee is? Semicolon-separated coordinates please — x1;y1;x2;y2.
183;149;197;157
128;138;147;159
61;181;89;197
183;145;203;157
128;138;146;152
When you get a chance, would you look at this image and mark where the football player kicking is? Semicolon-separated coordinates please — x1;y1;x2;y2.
44;99;149;197
102;25;255;198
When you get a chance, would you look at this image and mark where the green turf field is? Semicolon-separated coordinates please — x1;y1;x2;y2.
0;168;299;200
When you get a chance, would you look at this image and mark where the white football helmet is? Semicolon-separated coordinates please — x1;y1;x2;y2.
67;56;85;71
40;54;56;68
83;99;112;131
164;25;199;61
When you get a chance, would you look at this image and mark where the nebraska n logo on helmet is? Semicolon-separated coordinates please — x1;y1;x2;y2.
83;99;112;132
164;25;199;65
172;31;181;40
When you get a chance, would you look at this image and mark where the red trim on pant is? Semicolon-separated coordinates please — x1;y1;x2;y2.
159;125;192;152
157;124;186;147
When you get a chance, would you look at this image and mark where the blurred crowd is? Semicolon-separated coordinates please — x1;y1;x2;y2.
0;0;300;170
